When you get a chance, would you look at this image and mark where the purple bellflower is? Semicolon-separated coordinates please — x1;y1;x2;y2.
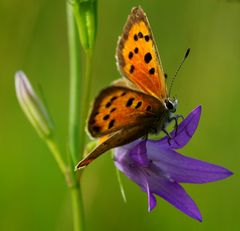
114;106;232;221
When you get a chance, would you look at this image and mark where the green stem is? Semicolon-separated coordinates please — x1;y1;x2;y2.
46;139;67;175
79;51;93;157
67;2;81;164
67;3;85;231
70;184;85;231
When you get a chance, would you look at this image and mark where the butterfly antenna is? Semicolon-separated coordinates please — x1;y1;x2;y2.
169;48;190;97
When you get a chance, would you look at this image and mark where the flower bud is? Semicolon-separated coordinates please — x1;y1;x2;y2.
73;0;97;52
15;71;54;139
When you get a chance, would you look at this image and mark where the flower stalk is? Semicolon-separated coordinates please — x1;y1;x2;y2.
71;0;97;158
67;0;97;230
67;2;85;231
78;51;93;156
70;184;85;231
45;138;67;175
67;1;82;164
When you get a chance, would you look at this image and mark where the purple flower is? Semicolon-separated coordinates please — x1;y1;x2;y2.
114;106;232;222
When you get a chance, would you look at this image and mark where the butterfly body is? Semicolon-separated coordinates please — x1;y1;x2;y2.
76;6;178;170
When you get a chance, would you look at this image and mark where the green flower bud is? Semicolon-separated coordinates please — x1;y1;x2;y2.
15;71;54;139
73;0;97;52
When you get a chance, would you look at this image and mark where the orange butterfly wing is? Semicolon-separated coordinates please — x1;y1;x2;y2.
88;86;166;138
77;86;167;169
116;6;167;100
77;125;152;169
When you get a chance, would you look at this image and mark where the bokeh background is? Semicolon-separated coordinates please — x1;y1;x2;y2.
0;0;239;230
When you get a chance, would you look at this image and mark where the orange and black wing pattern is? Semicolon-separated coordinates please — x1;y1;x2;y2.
88;86;165;138
116;6;167;100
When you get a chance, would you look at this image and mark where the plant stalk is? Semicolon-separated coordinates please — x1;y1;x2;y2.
67;1;82;164
79;51;93;157
70;184;85;231
67;2;85;231
46;139;67;175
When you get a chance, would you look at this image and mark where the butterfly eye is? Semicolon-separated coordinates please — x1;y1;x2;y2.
165;99;175;112
165;99;178;113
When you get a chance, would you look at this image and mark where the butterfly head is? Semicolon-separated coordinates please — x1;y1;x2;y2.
165;98;178;113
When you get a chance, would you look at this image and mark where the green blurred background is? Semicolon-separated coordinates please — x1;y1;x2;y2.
0;0;239;230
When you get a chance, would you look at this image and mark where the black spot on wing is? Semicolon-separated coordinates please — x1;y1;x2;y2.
138;32;143;38
134;47;139;54
129;65;135;73
128;51;133;59
110;107;116;113
145;35;150;41
146;105;152;112
103;114;110;120
144;53;152;64
135;101;142;109
105;102;111;108
149;68;155;75
110;96;118;102
108;119;115;129
126;98;134;107
134;34;138;41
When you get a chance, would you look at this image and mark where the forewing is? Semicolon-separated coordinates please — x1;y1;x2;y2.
116;6;167;100
88;86;164;137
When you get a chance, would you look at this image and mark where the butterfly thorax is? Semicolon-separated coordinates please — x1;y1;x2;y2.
149;97;178;135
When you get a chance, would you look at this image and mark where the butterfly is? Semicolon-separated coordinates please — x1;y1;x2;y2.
76;6;180;170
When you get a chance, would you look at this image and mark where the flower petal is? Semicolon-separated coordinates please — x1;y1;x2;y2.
129;140;149;167
114;147;146;189
150;177;202;221
148;192;157;212
157;106;202;149
114;140;141;166
115;152;202;221
144;178;157;212
147;146;233;183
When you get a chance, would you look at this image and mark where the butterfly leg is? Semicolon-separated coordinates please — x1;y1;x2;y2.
174;114;184;136
162;128;172;146
168;114;184;137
